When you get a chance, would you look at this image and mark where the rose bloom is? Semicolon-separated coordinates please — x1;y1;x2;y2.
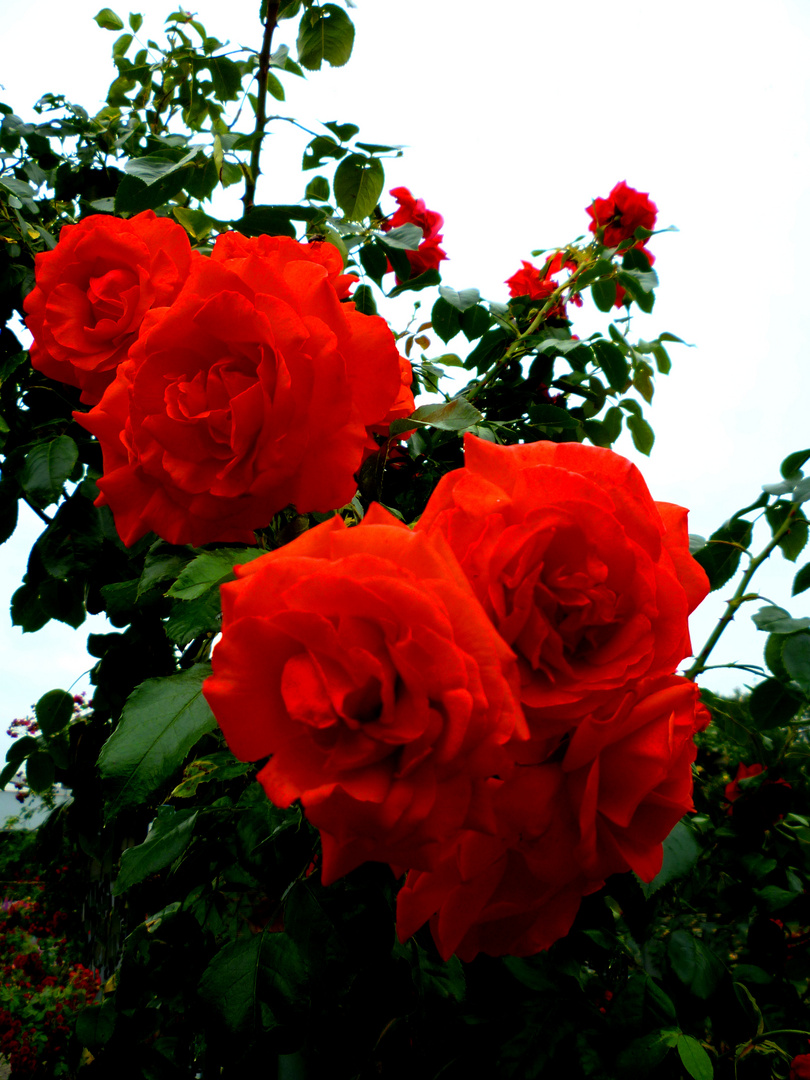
586;181;657;248
561;675;710;882
381;186;447;280
397;764;603;961
417;436;709;733
203;505;525;884
24;211;196;405
791;1055;810;1080
76;234;411;546
505;252;582;318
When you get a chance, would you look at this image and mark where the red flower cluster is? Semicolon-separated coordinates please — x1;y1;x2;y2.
586;180;657;248
204;437;709;960
381;186;447;281
505;252;583;319
25;217;412;547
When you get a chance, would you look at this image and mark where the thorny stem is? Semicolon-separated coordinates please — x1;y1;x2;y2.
242;2;281;214
685;503;803;681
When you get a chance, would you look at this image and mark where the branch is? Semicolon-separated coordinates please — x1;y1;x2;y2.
242;2;281;214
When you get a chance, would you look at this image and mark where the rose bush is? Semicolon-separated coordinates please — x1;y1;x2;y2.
24;211;196;405
76;234;411;546
417;435;709;731
203;503;525;884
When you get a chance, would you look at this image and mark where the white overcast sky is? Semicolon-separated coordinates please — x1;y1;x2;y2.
1;0;809;759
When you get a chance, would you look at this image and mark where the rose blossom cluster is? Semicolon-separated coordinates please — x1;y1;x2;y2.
203;434;710;961
507;181;657;312
25;212;413;547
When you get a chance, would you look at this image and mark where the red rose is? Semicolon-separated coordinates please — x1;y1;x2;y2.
24;211;196;405
203;505;525;884
724;761;765;804
790;1054;810;1080
381;186;447;280
561;675;710;881
76;235;406;546
586;181;657;248
396;765;602;961
505;252;582;318
417;436;709;732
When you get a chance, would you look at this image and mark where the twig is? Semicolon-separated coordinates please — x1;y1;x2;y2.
242;2;281;214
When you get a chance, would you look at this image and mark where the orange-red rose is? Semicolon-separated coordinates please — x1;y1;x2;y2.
586;181;657;248
76;234;410;546
417;436;709;734
24;211;196;405
381;186;447;281
203;505;525;884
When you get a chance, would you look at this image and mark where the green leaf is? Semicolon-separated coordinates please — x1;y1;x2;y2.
461;305;490;342
75;1002;116;1048
639;821;701;898
113;806;198;894
531;405;581;430
171;750;252;798
752;605;810;633
114;149;201;214
667;930;725;999
198;932;308;1034
165;592;221;647
6;736;39;766
305;175;330;201
793;563;810;597
389;398;483;437
112;32;133;56
781;631;810;692
781;448;810;479
35;689;74;737
616;1030;676;1076
20;436;78;508
438;285;481;311
137;543;195;600
333;154;383;221
322;121;360;142
764;633;790;681
128;12;143;31
352;284;376;316
207;54;242;101
748;677;803;728
26;751;55;793
677;1035;713;1080
297;4;355;70
591;278;617;312
94;7;125;30
387;268;442;297
592;339;630;392
98;664;217;816
379;223;422;250
431;297;461;344
302;135;347;170
626;413;654;455
167;548;263;601
693;518;754;591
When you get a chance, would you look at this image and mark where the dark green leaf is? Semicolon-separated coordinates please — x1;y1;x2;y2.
793;563;810;596
639;821;701;898
667;930;725;999
431;297;461;344
302;135;347;170
76;1002;116;1048
94;7;125;30
207;54;242;100
10;583;50;633
165;592;221;647
297;4;355;70
137;543;194;600
322;120;360;142
359;240;388;285
626;412;654;455
6;736;39;766
591;279;616;312
387;268;441;297
98;664;218;816
530;404;581;430
333;153;383;221
781;631;810;692
592;339;630;391
234;207;296;238
748;677;802;729
693;518;754;591
677;1035;713;1080
438;285;480;311
35;689;74;737
379;223;422;250
764;633;790;681
26;751;55;793
113;806;198;894
616;1030;677;1076
352;284;376;316
20;436;78;508
781;448;810;479
461;304;490;342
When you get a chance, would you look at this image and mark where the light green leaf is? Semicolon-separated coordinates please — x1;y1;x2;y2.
389;398;483;437
167;548;264;601
94;7;125;30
